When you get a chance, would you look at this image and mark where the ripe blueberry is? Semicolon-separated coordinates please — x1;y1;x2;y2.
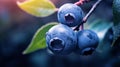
77;30;99;55
57;3;84;27
46;24;77;55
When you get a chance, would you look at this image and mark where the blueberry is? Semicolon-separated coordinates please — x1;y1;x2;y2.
57;3;84;27
77;30;99;55
46;24;77;55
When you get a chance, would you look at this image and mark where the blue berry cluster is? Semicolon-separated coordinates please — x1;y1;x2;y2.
46;3;99;55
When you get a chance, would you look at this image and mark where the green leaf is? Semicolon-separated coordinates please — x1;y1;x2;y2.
23;22;58;54
17;0;56;17
112;0;120;46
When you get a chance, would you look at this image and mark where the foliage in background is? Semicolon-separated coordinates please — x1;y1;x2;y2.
112;0;120;46
17;0;56;17
23;22;57;54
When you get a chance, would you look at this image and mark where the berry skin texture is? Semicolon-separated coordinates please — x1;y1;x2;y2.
57;3;84;27
77;30;99;55
46;24;77;55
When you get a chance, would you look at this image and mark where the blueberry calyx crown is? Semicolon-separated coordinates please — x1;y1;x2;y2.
81;47;95;55
65;13;75;23
49;37;64;53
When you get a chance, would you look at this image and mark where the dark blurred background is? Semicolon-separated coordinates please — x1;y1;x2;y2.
1;0;120;67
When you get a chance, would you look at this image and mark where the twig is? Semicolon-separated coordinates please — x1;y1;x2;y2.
75;0;90;6
80;23;84;30
74;0;102;31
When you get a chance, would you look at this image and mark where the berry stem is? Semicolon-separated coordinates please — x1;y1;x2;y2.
80;23;84;30
83;0;102;22
75;0;90;6
74;0;102;31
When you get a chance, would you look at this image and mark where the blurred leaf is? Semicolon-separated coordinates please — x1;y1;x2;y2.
23;22;58;54
112;0;120;46
17;0;56;17
112;36;120;47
